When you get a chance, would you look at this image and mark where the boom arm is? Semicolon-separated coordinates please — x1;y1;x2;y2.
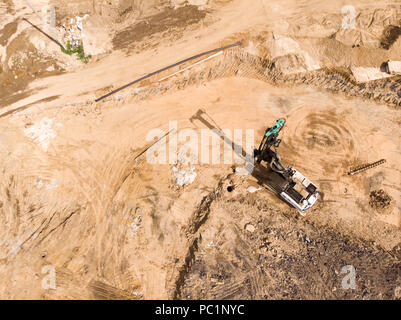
254;118;286;172
254;118;319;214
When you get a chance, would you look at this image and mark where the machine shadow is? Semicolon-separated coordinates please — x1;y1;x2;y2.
189;108;320;214
189;108;276;188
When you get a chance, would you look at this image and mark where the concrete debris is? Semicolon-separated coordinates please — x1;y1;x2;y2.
385;61;401;75
234;166;252;176
24;117;60;151
45;178;59;190
36;178;60;190
131;291;143;298
81;15;112;56
75;15;89;31
128;214;142;237
188;0;208;6
36;180;44;189
172;0;208;8
172;166;197;186
8;237;22;257
270;34;320;74
245;223;255;233
247;186;261;193
351;67;392;83
63;15;89;49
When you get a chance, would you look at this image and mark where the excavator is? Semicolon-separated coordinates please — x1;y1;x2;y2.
254;118;319;215
190;109;319;215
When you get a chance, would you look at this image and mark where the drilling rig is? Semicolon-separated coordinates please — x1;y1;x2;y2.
254;119;319;215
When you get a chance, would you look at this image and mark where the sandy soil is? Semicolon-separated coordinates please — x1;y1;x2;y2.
0;0;400;299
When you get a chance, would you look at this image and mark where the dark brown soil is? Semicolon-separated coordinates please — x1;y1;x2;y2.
369;189;392;210
0;21;17;46
112;5;207;50
179;197;401;300
380;25;401;50
0;30;64;109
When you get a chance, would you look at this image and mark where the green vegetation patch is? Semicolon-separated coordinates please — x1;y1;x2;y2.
61;41;92;64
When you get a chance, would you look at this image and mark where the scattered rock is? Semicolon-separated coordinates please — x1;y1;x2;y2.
128;213;142;237
386;61;401;75
247;186;261;193
172;0;187;7
36;180;44;189
272;53;308;74
269;34;320;74
369;189;392;211
234;166;251;176
395;286;401;299
24;118;59;151
45;178;59;191
188;0;208;5
82;15;112;56
351;67;392;83
245;223;255;233
172;166;197;186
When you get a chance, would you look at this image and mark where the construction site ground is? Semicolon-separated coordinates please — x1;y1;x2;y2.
0;0;400;299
